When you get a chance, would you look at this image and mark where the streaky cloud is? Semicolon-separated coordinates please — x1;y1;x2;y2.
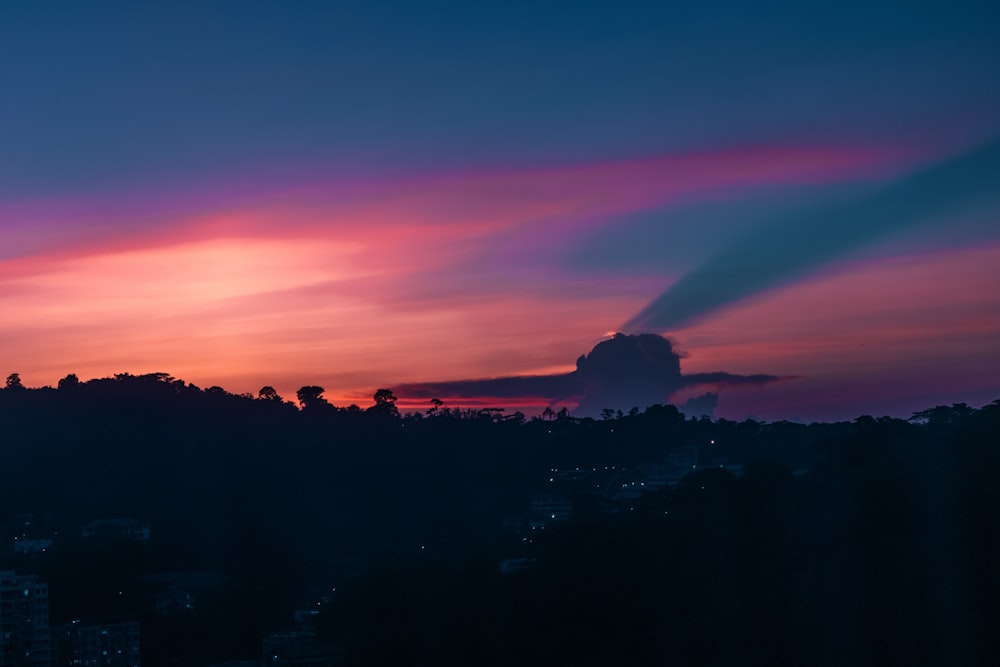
395;333;785;417
395;373;577;402
622;137;1000;333
683;371;794;387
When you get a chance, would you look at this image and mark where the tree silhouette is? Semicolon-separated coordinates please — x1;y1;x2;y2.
909;403;976;426
369;388;400;419
373;388;397;404
296;385;330;410
0;368;996;665
5;372;23;390
258;385;283;402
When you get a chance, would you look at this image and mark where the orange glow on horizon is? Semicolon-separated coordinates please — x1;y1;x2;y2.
3;143;984;421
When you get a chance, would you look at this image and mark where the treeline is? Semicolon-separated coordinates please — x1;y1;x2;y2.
0;372;998;665
319;401;1000;666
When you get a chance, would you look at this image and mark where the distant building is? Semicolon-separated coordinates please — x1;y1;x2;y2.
498;557;536;575
60;619;140;667
143;572;225;615
13;539;53;555
80;520;150;543
707;457;744;477
263;631;341;666
528;496;574;528
151;588;195;616
11;513;57;538
620;462;673;492
292;608;320;629
667;445;700;473
0;570;51;667
6;512;58;557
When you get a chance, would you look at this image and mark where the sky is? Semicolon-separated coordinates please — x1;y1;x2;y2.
2;0;999;421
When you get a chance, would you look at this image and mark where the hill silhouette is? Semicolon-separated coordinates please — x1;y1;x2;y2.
0;372;997;665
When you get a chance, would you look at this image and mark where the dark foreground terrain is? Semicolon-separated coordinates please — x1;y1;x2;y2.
1;373;998;666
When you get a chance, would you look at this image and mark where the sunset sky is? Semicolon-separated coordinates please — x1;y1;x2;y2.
2;1;999;421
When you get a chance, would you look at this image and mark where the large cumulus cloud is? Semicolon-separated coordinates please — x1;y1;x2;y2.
395;333;785;416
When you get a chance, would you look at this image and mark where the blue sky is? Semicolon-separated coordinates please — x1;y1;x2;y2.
3;0;998;195
2;1;998;420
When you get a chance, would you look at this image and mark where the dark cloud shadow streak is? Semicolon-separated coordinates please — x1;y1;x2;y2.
623;137;1000;332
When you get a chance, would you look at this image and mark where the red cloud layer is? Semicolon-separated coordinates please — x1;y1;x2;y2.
4;142;954;421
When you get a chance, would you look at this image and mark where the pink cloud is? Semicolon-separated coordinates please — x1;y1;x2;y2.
674;243;1000;420
3;143;900;255
1;142;920;415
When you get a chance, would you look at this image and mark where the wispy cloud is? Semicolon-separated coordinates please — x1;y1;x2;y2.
623;137;1000;332
0;143;905;407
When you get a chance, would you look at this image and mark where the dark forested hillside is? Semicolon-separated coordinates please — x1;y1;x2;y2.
1;373;998;666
